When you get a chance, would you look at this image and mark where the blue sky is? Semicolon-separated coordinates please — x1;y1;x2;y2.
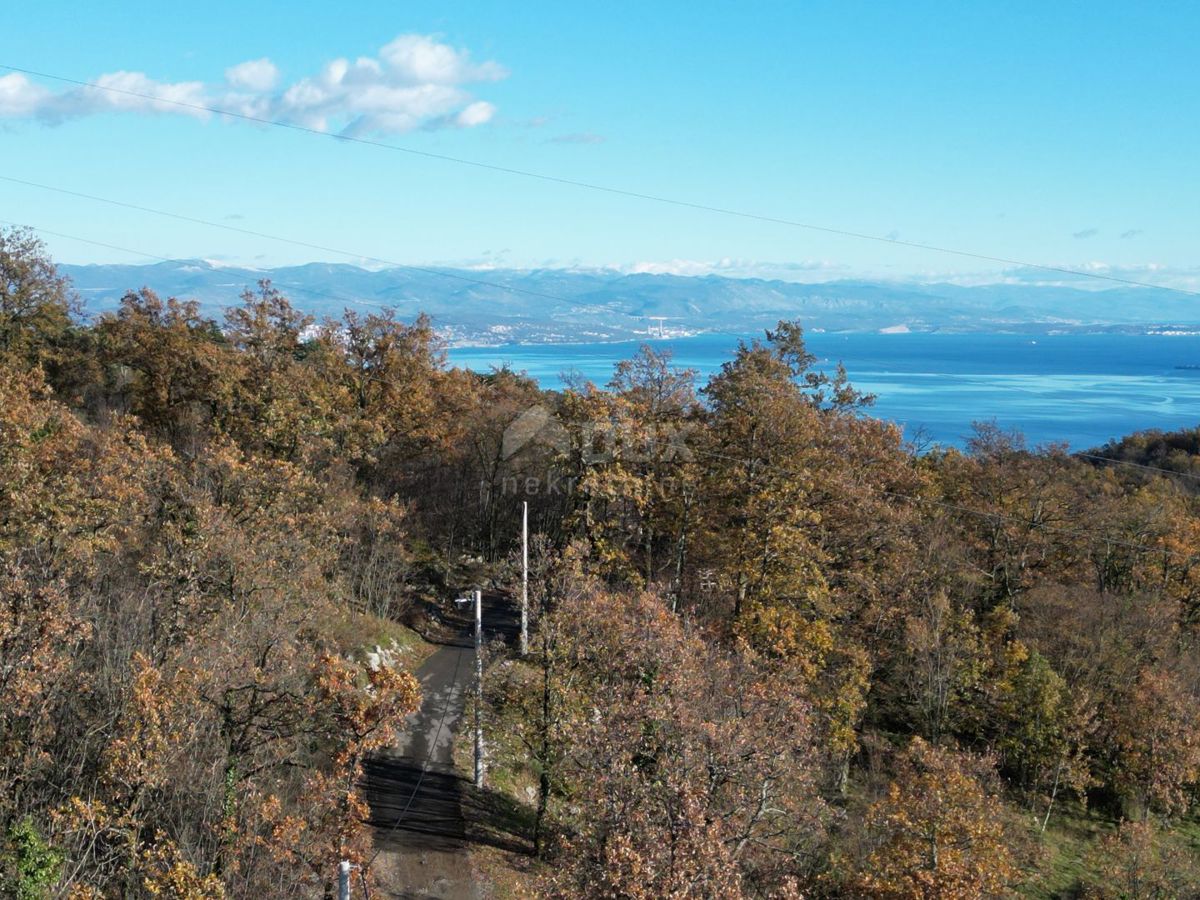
2;1;1197;288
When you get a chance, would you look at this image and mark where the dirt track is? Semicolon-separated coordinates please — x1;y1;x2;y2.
364;593;523;899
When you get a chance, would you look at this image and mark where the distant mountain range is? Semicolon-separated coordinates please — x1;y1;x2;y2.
61;260;1200;344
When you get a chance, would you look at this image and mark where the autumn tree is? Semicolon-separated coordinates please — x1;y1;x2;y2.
540;578;827;897
7;236;1200;895
338;309;460;469
0;226;78;370
96;288;231;450
697;328;832;621
1107;667;1200;819
899;588;983;744
845;738;1019;898
562;345;701;588
693;323;917;788
439;365;546;556
221;280;327;460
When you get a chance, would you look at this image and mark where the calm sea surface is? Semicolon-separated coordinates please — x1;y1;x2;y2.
448;333;1200;449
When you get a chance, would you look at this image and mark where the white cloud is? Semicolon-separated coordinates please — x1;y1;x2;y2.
3;70;211;121
626;259;728;277
913;261;1200;292
86;71;210;117
225;58;279;92
618;258;850;281
455;100;495;127
603;257;1200;293
379;34;507;85
1;34;506;135
0;73;52;116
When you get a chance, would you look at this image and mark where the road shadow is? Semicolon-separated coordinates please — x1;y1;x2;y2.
461;780;536;856
408;588;522;649
365;759;467;852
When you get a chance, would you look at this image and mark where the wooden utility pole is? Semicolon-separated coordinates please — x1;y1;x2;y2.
520;501;529;656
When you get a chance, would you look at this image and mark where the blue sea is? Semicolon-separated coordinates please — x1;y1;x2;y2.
448;333;1200;449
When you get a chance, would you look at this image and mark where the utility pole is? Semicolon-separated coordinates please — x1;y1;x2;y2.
337;860;351;900
520;501;529;656
455;588;485;788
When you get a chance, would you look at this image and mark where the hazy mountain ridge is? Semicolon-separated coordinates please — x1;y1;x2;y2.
62;260;1200;344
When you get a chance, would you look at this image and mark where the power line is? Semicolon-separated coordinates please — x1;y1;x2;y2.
0;219;175;265
8;173;1200;358
1076;451;1200;484
7;218;1197;499
897;375;1200;485
4;211;1195;564
881;490;1186;559
0;175;570;304
2;62;1197;298
0;218;404;315
364;639;466;874
682;444;1197;564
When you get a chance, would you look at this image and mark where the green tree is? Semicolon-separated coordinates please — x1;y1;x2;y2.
1;816;64;899
993;647;1093;829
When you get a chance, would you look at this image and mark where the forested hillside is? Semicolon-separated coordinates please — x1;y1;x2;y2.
3;225;1200;898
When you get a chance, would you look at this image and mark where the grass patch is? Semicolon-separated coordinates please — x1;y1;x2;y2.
1019;801;1115;898
330;609;437;672
1020;805;1200;897
469;843;542;900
